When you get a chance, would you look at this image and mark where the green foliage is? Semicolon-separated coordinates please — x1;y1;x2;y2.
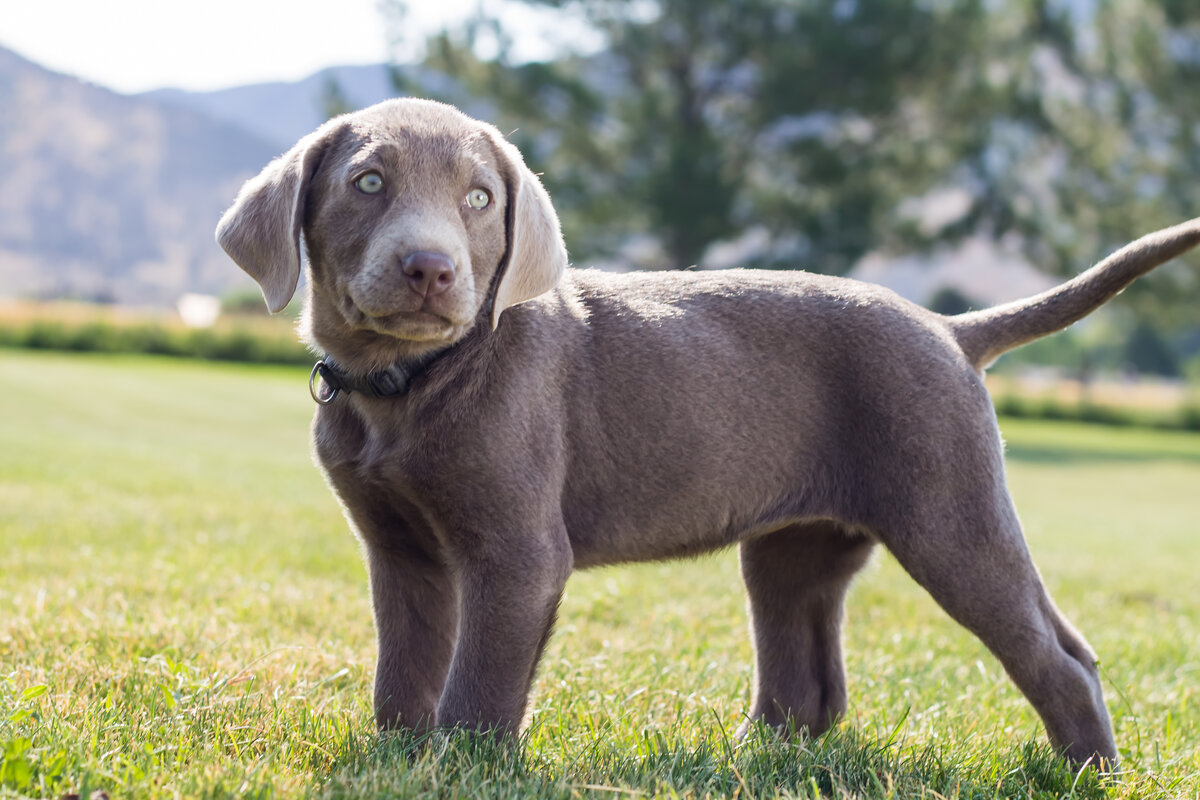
321;76;356;120
220;287;276;316
401;0;998;270
1123;320;1182;377
985;308;1200;384
388;0;1200;323
991;391;1200;430
927;287;977;316
2;351;1199;798
0;305;310;365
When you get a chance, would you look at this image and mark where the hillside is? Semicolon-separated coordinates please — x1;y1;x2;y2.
143;63;403;150
0;44;1053;313
0;45;280;306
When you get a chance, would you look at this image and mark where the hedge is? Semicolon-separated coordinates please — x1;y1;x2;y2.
0;304;310;365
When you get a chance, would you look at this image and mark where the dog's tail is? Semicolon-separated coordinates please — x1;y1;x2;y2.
948;217;1200;370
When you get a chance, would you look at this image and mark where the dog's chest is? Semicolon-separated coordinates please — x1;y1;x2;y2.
318;397;504;512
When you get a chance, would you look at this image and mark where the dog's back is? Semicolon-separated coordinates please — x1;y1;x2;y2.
475;267;989;566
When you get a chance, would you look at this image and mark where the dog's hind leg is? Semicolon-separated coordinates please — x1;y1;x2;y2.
736;521;875;740
880;489;1117;766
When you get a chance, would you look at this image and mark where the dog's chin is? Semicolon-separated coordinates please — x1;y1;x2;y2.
357;308;470;344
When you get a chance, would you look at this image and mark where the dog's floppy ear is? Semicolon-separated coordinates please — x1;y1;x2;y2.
215;129;332;313
488;135;568;329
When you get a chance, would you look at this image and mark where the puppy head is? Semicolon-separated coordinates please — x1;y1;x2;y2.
215;99;567;351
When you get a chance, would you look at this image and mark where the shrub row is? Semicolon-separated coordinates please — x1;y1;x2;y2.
993;392;1200;432
0;315;311;365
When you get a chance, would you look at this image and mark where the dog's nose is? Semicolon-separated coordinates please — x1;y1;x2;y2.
400;251;456;298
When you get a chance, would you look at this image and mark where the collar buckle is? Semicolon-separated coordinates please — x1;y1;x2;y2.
364;369;406;397
309;361;341;405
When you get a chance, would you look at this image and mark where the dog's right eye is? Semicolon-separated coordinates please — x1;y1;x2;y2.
355;172;385;194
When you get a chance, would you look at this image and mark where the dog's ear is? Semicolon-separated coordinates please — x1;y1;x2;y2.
215;129;332;313
488;135;568;329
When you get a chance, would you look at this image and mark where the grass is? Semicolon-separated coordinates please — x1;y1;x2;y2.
1;349;1198;799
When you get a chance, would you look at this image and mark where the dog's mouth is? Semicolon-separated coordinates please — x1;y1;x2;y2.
344;299;467;342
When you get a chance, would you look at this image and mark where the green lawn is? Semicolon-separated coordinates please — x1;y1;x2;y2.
1;350;1197;799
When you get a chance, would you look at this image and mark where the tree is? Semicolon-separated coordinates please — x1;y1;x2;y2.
928;287;977;316
1124;321;1181;377
386;0;999;270
938;1;1200;312
320;74;357;119
383;0;1200;303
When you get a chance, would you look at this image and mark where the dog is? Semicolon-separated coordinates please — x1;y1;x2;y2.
216;98;1200;765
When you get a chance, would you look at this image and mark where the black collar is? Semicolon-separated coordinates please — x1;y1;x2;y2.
309;348;447;404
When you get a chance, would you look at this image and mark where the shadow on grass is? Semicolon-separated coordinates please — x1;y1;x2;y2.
310;722;1120;800
1003;441;1200;466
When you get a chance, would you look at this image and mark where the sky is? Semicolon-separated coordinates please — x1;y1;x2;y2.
0;0;564;94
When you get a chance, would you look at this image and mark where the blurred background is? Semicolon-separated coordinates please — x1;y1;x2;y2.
2;0;1200;423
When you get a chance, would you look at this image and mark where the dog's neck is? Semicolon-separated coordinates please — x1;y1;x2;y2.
310;347;450;403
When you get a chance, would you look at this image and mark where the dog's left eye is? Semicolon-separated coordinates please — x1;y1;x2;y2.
355;172;385;194
466;188;490;209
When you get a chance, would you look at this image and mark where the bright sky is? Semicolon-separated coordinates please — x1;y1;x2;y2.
0;0;546;94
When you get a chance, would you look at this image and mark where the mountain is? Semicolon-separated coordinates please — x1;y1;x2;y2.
0;45;281;306
142;64;404;151
142;64;478;152
0;44;1048;312
0;50;474;306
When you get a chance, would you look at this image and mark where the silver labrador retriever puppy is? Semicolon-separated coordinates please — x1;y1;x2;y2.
217;98;1200;765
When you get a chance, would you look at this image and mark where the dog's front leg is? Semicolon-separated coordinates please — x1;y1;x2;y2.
436;531;573;733
366;544;459;735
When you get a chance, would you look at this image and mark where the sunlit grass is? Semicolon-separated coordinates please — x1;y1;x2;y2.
2;350;1197;798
